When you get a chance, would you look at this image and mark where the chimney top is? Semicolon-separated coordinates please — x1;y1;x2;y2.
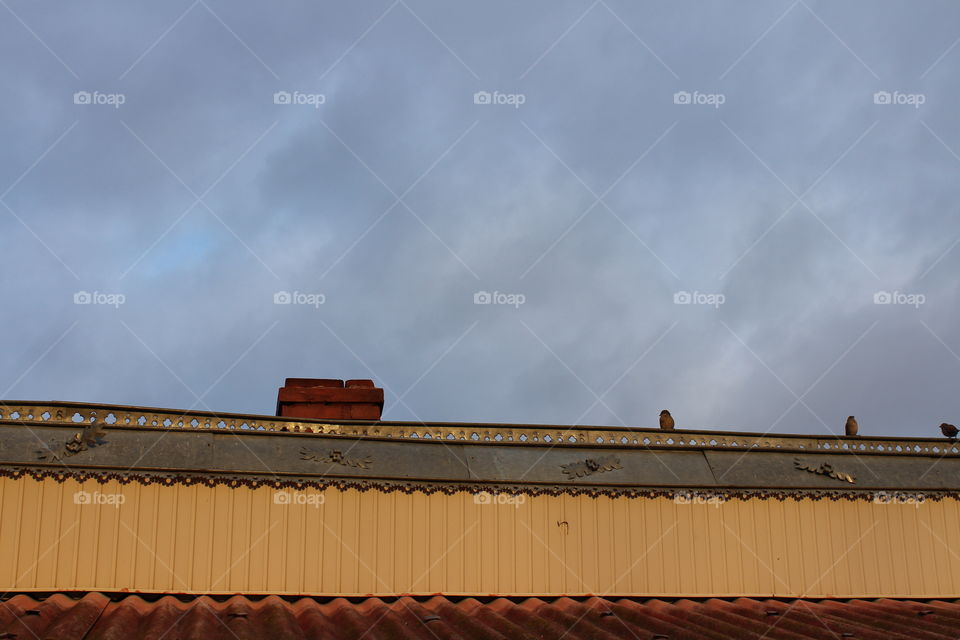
276;378;384;421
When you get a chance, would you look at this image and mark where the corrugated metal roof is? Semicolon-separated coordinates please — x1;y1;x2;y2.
1;593;959;639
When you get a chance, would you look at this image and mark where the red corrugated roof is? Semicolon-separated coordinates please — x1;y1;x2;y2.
1;593;958;639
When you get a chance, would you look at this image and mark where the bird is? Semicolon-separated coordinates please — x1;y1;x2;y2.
844;416;858;436
659;410;675;430
940;423;958;439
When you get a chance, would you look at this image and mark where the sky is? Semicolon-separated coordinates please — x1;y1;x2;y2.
2;0;959;438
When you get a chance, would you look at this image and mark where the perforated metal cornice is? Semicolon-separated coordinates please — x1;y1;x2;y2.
2;401;958;457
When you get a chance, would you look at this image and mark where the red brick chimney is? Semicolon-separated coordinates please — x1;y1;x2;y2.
276;378;384;420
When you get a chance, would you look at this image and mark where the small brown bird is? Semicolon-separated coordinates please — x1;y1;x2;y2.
659;410;675;430
940;423;958;439
845;416;858;436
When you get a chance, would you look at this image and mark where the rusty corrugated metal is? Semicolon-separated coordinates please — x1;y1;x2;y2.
1;593;959;639
1;476;958;598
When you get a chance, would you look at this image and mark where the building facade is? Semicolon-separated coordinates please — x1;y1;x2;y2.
1;379;959;638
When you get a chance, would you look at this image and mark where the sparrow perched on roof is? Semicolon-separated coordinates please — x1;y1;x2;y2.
659;410;675;430
844;416;858;437
940;423;958;439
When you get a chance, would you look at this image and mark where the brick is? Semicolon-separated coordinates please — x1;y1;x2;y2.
278;387;384;405
345;379;375;388
347;404;382;420
284;378;343;388
276;377;384;421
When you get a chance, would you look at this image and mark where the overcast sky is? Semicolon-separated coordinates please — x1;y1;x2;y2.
2;0;959;438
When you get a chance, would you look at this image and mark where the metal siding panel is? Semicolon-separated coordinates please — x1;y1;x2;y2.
648;498;668;594
769;499;792;594
926;500;945;595
689;503;708;594
356;489;376;594
892;503;912;592
55;482;78;588
731;499;752;595
172;484;191;591
320;487;339;594
813;500;834;596
6;476;960;597
377;491;394;593
675;499;696;595
208;484;229;591
0;478;17;586
707;502;728;594
156;484;177;591
430;490;445;592
16;476;38;589
409;491;427;592
849;500;871;595
33;477;59;588
874;499;895;594
72;481;95;590
943;499;960;594
114;483;135;590
790;499;810;596
915;501;937;596
610;496;628;593
563;494;579;593
132;483;154;589
513;493;530;593
231;484;251;591
948;499;960;594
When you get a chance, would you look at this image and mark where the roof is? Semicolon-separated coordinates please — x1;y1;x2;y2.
4;400;960;499
2;593;959;639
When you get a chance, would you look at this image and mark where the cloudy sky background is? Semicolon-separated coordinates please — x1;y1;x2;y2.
2;0;959;438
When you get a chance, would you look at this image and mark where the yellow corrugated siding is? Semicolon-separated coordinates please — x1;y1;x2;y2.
0;475;955;597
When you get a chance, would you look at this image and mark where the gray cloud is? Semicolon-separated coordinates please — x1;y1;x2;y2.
3;0;960;439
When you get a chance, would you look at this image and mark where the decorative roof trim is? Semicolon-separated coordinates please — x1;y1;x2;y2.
2;400;958;457
0;464;949;502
